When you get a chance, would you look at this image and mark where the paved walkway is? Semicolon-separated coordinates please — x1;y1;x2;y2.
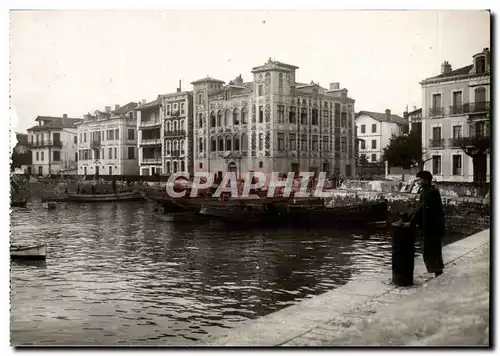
201;229;490;346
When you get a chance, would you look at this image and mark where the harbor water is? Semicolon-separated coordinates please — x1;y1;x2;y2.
9;200;469;346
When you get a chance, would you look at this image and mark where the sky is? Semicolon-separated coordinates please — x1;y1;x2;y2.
10;10;490;133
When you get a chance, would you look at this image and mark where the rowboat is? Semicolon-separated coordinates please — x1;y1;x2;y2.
43;201;57;210
66;190;144;202
10;243;46;260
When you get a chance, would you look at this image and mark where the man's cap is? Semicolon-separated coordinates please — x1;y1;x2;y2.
416;170;433;181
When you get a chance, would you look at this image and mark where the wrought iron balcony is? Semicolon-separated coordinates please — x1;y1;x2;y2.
140;138;161;146
448;137;462;148
141;157;162;164
429;107;445;117
29;140;63;148
428;138;445;148
464;101;490;114
139;119;161;128
449;105;465;115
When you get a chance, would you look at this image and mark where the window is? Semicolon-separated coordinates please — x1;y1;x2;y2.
181;103;185;115
114;147;117;159
197;94;202;104
199;162;203;169
311;135;318;151
432;93;442;114
211;112;216;127
432;126;442;141
278;73;283;94
80;133;82;143
474;87;486;104
226;137;232;151
84;133;87;142
233;110;239;125
453;125;462;139
109;148;112;159
452;155;462;175
371;154;377;162
372;124;376;133
217;112;222;126
128;129;135;140
259;161;263;168
234;136;240;151
341;137;347;152
199;113;204;128
258;133;263;150
211;138;216;151
371;140;376;149
322;136;329;151
311;109;319;125
218;137;224;151
241;108;248;124
278;133;285;151
432;155;441;175
75;152;78;162
278;105;285;123
36;152;39;161
128;147;135;159
259;106;263;123
360;140;366;149
341;112;347;127
361;125;366;133
74;136;77;144
173;103;178;111
289;107;296;124
41;152;44;161
199;138;204;152
300;108;307;125
289;133;297;150
258;85;263;96
475;56;486;74
300;134;307;150
95;149;100;160
452;91;462;107
115;129;119;139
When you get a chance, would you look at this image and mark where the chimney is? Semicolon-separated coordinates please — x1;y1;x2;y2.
441;61;452;74
385;109;391;121
62;113;67;119
141;99;146;105
105;106;111;113
329;82;340;90
115;104;120;111
177;79;182;93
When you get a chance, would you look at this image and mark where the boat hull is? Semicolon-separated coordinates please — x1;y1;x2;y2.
11;244;46;260
67;191;143;202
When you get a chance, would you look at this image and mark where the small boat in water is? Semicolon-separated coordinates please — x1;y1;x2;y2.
10;243;46;260
67;190;144;202
43;201;57;210
11;198;28;208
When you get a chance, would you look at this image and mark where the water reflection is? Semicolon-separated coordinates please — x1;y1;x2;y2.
8;201;440;345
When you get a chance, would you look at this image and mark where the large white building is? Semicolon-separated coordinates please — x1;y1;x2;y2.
137;98;162;176
27;115;81;175
77;103;139;176
355;110;408;163
192;59;357;178
420;48;490;182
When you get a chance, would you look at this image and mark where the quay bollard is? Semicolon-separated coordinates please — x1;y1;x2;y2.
391;220;415;286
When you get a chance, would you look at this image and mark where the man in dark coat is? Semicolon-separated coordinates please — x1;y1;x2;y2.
411;170;445;277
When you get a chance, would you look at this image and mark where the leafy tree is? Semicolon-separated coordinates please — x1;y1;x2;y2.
382;131;422;169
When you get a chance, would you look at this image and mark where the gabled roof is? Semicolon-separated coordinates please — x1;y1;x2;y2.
138;99;160;110
113;102;138;114
28;116;82;131
421;64;473;83
356;111;408;125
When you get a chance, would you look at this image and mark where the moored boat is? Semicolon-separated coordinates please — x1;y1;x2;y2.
10;243;46;260
43;201;57;210
67;190;144;202
11;198;28;208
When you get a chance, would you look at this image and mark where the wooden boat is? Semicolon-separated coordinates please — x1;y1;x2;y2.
66;190;144;202
10;243;46;260
11;198;28;208
200;200;389;227
43;201;57;210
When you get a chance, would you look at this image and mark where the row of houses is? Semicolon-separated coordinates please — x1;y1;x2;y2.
20;48;490;182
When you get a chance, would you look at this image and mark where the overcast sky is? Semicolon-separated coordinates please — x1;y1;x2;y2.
10;10;490;133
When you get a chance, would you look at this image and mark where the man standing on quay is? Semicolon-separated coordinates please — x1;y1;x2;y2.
411;170;445;277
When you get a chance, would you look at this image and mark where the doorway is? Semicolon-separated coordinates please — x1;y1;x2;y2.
151;166;156;176
84;166;87;176
228;161;237;173
95;166;100;177
38;166;43;176
109;166;112;175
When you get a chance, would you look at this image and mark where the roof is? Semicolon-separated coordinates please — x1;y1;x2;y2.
28;116;82;131
138;99;160;110
421;64;473;83
407;108;422;116
190;76;225;85
356;111;408;125
112;102;138;114
252;59;299;73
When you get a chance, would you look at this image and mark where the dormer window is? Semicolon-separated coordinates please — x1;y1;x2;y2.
475;56;486;74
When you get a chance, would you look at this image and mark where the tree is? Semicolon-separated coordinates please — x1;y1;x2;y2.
382;131;422;169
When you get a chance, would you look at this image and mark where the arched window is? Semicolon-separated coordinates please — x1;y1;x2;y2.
233;108;239;125
241;107;248;124
225;135;232;151
241;133;248;151
181;160;185;172
217;111;222;126
166;121;171;132
225;109;231;126
218;136;224;151
211;137;217;152
234;134;240;151
180;119;185;131
198;113;203;128
259;133;263;150
166;161;171;174
210;111;216;127
173;120;178;131
173;140;179;153
173;161;178;173
166;140;172;155
180;139;185;154
199;138;203;152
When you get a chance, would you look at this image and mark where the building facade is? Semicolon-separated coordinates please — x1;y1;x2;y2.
420;48;491;182
162;90;194;175
191;59;357;178
355;110;408;163
137;99;162;176
404;107;422;135
27;115;81;175
77;103;139;176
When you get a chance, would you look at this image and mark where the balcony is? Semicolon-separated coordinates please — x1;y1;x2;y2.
167;150;185;157
165;130;187;137
140;138;161;146
449;105;465;115
428;107;445;117
464;101;490;115
141;157;162;164
448;137;462;148
29;140;63;148
428;138;445;148
90;140;101;150
140;119;161;128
